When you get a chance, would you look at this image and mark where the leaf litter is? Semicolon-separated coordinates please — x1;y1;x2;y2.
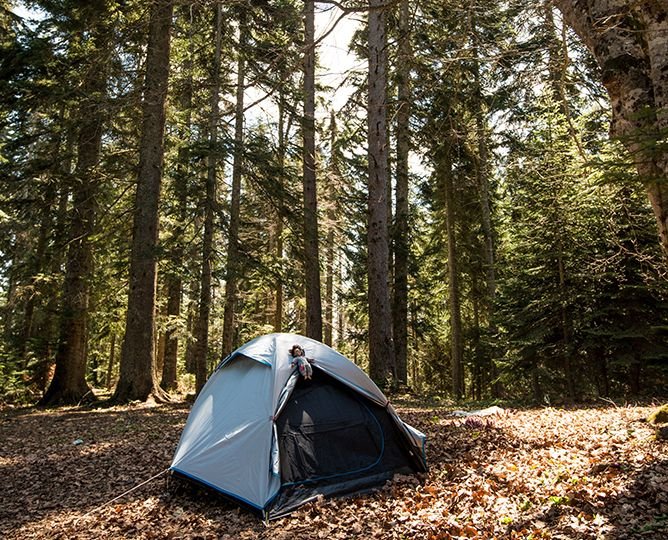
0;401;666;539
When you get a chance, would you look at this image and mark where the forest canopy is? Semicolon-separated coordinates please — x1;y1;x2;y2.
1;0;667;406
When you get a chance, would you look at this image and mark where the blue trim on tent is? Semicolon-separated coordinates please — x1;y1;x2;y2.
170;467;265;511
265;487;282;508
280;400;385;487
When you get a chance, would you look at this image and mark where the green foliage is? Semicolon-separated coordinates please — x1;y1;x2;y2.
495;84;668;401
1;0;667;404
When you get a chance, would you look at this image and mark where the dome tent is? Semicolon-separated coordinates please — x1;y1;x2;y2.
170;333;427;519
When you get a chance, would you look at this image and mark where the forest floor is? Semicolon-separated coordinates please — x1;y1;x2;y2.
1;398;666;540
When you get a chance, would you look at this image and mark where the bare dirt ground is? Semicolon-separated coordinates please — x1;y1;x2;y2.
1;400;666;539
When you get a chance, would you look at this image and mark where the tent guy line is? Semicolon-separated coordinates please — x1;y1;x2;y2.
73;468;170;526
170;332;427;519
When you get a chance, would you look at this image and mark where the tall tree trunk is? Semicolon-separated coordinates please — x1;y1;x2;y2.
273;219;284;333
155;282;168;376
543;5;577;402
40;5;111;406
222;12;247;356
469;5;500;398
324;112;339;347
19;105;67;371
184;274;199;373
302;0;323;341
367;0;394;385
336;251;345;349
441;146;464;400
554;0;668;255
106;332;116;389
557;239;576;401
114;0;174;403
19;182;56;368
161;4;196;392
544;4;587;160
393;0;410;386
34;183;71;392
160;282;180;391
324;216;335;347
273;89;288;333
194;2;222;393
471;293;482;401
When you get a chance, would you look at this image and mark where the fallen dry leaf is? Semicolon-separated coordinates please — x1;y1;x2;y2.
0;401;666;539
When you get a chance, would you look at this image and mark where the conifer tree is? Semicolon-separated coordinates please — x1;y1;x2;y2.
302;0;323;341
40;1;114;406
114;0;174;403
367;0;394;385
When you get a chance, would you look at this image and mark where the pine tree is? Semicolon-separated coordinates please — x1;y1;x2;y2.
40;1;114;406
193;1;223;393
302;0;323;341
114;0;174;403
367;0;394;386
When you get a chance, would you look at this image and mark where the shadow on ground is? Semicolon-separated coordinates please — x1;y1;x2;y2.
1;401;665;539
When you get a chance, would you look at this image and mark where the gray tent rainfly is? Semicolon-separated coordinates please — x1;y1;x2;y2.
170;333;427;518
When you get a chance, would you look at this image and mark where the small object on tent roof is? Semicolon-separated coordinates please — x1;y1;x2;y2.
289;343;312;380
450;405;505;418
170;333;427;519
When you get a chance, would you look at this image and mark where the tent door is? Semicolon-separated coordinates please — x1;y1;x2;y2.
275;368;385;485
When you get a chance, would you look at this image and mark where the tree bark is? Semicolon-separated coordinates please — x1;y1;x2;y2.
19;182;56;368
160;282;180;391
40;5;111;406
393;0;411;386
441;146;464;400
113;0;174;403
273;90;287;333
194;2;222;393
184;274;199;373
106;332;116;389
161;3;196;392
554;0;668;255
302;0;323;341
557;238;576;401
367;0;394;385
469;0;501;399
222;11;247;356
337;252;346;349
33;183;71;392
324;111;339;347
155;282;168;377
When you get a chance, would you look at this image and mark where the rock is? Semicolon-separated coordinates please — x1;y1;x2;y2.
450;405;505;417
647;404;668;424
